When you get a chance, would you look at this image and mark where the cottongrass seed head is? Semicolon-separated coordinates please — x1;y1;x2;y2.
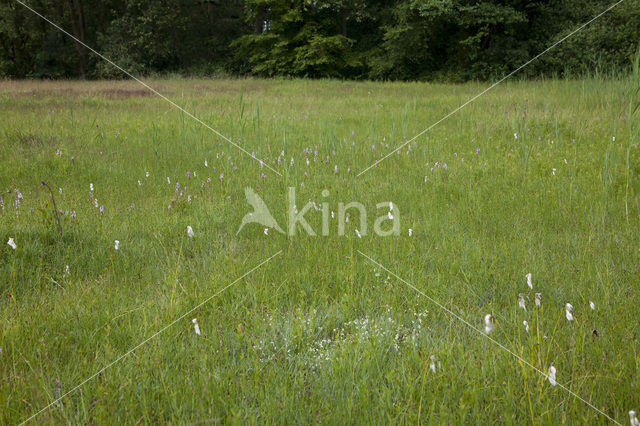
186;225;194;238
565;303;574;321
484;314;494;334
548;366;557;386
518;294;526;311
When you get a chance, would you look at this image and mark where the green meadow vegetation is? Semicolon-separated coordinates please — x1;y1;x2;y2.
1;75;639;423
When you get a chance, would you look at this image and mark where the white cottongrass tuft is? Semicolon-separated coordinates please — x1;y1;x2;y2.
192;318;201;335
429;355;440;373
186;225;194;238
264;228;269;235
526;272;532;289
518;294;526;311
408;228;413;236
589;301;595;310
114;240;120;250
535;292;542;307
7;237;16;250
484;314;494;334
630;411;639;426
548;366;557;386
204;160;208;167
523;320;529;333
565;303;574;321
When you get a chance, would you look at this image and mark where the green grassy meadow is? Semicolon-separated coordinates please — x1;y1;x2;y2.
1;77;639;424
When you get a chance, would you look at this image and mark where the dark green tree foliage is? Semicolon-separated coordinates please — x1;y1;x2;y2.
233;0;366;77
0;0;638;80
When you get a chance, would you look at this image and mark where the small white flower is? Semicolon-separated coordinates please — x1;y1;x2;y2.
355;229;362;238
388;211;393;220
526;272;532;289
204;160;208;167
389;201;393;210
629;411;639;426
65;265;70;275
167;177;171;184
186;226;194;238
548;366;557;386
612;136;616;142
408;228;413;236
7;237;16;250
114;240;120;250
552;168;556;176
192;318;201;335
518;294;527;311
264;228;269;235
535;293;542;307
565;303;574;321
523;320;529;333
589;301;595;310
331;211;335;219
145;171;149;178
484;314;494;334
94;199;98;208
138;180;142;186
90;183;94;191
514;133;518;139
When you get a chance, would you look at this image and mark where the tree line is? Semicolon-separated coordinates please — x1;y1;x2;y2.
1;0;638;80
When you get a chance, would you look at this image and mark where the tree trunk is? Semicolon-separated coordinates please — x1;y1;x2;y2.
255;6;266;34
68;0;88;79
341;8;348;37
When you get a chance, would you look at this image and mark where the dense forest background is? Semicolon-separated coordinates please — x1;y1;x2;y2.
1;0;639;81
